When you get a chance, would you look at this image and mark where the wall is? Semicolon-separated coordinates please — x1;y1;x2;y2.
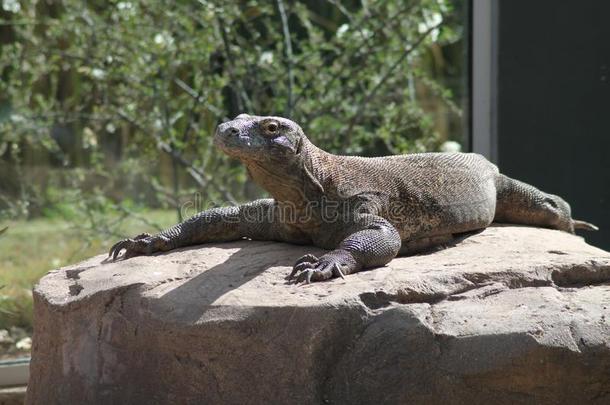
496;0;610;249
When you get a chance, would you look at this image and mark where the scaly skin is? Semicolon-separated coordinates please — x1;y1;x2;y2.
109;114;598;283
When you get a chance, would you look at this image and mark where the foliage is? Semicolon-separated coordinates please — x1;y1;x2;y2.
0;0;466;337
0;0;466;226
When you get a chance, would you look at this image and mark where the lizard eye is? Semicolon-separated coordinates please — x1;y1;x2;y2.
264;121;279;134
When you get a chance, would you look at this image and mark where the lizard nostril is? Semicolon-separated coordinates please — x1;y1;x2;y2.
227;127;239;136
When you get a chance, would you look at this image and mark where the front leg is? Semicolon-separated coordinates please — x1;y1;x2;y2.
109;199;305;260
288;215;401;283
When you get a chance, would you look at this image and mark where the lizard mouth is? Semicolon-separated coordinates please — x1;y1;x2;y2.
213;128;257;160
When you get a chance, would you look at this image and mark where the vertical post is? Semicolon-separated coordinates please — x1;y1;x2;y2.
472;0;498;163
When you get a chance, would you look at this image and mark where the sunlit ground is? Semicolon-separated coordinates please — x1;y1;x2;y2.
0;210;176;345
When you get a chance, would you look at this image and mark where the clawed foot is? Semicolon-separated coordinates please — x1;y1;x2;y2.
108;233;158;261
287;253;351;284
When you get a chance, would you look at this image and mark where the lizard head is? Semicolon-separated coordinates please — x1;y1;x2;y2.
214;114;305;162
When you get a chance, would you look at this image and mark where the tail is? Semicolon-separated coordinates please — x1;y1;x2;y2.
572;220;599;231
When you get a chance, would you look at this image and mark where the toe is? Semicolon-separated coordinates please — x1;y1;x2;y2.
294;254;318;266
295;269;314;284
108;240;122;258
310;263;333;282
293;264;335;284
111;240;129;260
288;261;315;279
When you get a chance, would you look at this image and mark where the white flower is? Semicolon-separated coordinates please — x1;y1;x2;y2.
259;51;274;65
154;32;174;48
2;0;21;13
91;68;106;79
82;127;97;149
105;123;116;133
117;1;132;10
16;337;32;351
336;24;349;38
418;11;443;42
9;113;25;123
359;28;372;40
440;141;462;153
0;329;12;345
116;2;135;18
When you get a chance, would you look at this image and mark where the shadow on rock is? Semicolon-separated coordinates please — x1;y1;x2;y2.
149;241;326;323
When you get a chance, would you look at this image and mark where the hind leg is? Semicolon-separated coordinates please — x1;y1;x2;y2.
399;234;455;255
398;230;484;256
494;175;575;233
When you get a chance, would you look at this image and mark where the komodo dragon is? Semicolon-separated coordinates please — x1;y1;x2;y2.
109;114;598;283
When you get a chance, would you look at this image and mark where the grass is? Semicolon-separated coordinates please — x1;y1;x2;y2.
0;210;177;331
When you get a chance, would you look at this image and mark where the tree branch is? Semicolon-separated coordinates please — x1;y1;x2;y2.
173;78;226;118
115;109;237;204
277;0;295;117
341;19;444;149
293;1;417;108
216;15;253;114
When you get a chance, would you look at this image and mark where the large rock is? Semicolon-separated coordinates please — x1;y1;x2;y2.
27;225;610;404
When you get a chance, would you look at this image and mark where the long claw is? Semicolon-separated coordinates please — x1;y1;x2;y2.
111;241;124;260
290;253;351;284
295;264;335;284
333;263;346;280
109;239;125;259
108;234;155;262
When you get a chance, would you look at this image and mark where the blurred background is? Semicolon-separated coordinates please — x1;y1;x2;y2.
0;0;468;355
1;0;609;362
0;0;468;345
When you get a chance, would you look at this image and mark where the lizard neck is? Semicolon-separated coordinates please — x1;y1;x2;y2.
243;137;330;206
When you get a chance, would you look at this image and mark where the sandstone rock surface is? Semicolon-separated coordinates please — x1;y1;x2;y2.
27;225;610;404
